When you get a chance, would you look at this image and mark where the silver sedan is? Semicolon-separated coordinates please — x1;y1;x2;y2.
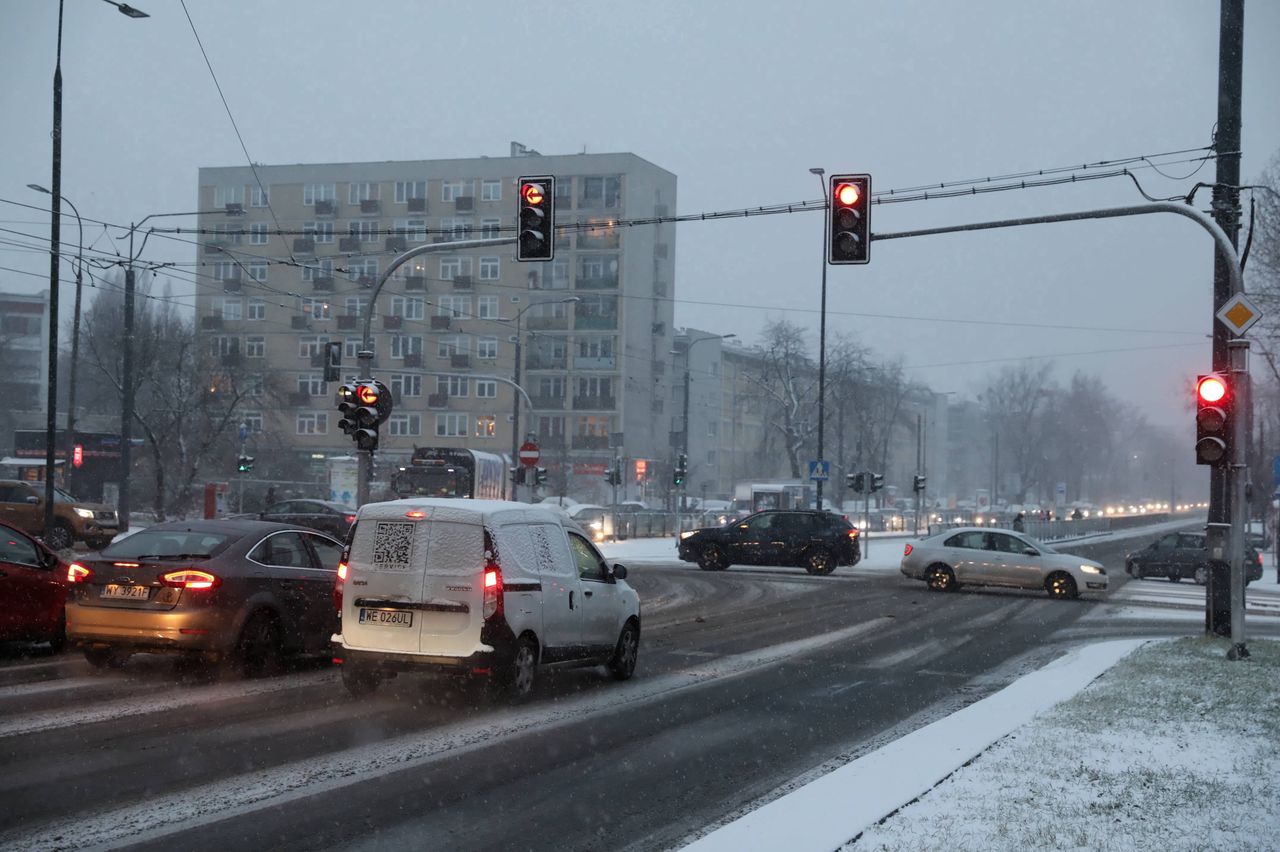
900;527;1107;599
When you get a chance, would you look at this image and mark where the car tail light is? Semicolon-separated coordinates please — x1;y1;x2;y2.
904;543;913;557
482;565;503;620
67;563;92;583
334;562;348;614
344;514;357;525
160;570;220;590
1258;552;1263;566
848;529;859;539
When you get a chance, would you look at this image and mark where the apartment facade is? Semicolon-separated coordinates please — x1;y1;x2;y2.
0;289;50;412
194;148;676;496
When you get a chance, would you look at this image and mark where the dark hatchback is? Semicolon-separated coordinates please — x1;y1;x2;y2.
260;499;357;539
1125;530;1263;585
677;510;860;575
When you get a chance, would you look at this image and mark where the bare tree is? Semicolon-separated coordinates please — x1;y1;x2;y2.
979;362;1055;503
749;319;818;478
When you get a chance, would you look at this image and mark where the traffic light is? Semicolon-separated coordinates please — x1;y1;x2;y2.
336;383;359;436
237;455;255;473
323;341;342;383
848;472;866;493
339;380;393;452
870;473;885;492
534;467;548;487
674;452;688;487
510;466;525;486
516;176;555;262
1195;373;1230;466
913;475;927;493
605;460;622;487
828;174;871;265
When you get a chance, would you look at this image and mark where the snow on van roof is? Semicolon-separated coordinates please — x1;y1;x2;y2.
357;497;569;525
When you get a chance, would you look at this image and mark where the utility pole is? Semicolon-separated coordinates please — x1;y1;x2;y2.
1207;0;1244;639
42;0;65;544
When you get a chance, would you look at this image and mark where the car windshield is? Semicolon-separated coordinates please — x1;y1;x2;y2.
53;487;83;504
101;530;231;559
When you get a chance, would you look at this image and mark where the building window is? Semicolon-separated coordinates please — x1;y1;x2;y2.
478;257;500;281
349;182;379;204
549;258;570;289
481;179;501;202
438;375;469;398
298;373;328;396
440;218;472;241
212;261;238;281
538;377;565;399
532;299;571;320
249;223;269;245
303;183;336;205
299;336;330;359
580;175;621;208
303;222;334;243
297;412;328;435
393;218;427;242
250;186;269;208
344;297;369;317
479;217;502;240
476;295;499;319
388;414;421;437
219;298;243;321
214;185;243;208
538;415;565;438
247;299;266;320
395;180;426;204
246;261;267;282
577;414;611;437
391;373;421;398
436;413;468;437
439;257;472;280
578;376;613;398
245;336;265;358
442;180;472;202
302;259;334;281
210;336;239;357
391;335;423;359
476;379;497;399
344;337;364;359
476;337;497;359
246;374;265;396
390;296;425;320
578;337;614;359
241;411;264;432
437;295;470;319
437;335;468;358
348;258;378;281
300;298;331;320
475;415;497;438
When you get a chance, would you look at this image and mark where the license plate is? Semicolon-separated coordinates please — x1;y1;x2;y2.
359;608;413;628
102;584;151;601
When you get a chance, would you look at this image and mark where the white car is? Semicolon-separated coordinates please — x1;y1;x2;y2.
334;499;640;699
899;527;1108;599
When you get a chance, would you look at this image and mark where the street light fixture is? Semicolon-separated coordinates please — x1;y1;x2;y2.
505;295;580;501
101;0;150;17
678;332;736;515
29;184;83;494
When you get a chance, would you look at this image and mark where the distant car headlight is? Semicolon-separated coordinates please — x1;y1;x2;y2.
589;520;603;531
680;530;696;540
1080;564;1103;574
74;508;95;519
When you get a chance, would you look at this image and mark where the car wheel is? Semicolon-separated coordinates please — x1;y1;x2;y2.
804;547;836;576
1194;565;1209;586
926;564;957;592
500;635;538;701
235;611;283;679
608;620;639;681
46;522;74;552
1046;572;1079;600
698;544;728;572
341;664;381;698
1167;573;1182;584
83;647;129;670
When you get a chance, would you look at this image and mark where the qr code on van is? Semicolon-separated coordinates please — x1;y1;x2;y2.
372;522;415;570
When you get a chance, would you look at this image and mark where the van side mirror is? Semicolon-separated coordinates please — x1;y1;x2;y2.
611;563;628;580
26;495;40;505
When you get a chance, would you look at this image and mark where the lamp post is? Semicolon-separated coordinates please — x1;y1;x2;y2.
810;166;830;511
29;184;82;493
506;295;580;501
679;333;736;513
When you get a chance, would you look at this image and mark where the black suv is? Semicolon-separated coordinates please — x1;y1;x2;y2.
1125;531;1262;585
676;510;860;575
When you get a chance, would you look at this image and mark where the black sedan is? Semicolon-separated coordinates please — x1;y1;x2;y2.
64;519;344;675
1125;531;1262;585
260;499;357;538
676;510;860;575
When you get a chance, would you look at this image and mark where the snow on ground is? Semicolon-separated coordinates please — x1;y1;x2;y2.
683;637;1280;852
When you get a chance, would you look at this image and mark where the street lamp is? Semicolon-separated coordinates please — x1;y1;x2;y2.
678;332;736;514
505;295;580;501
29;184;83;495
810;166;830;511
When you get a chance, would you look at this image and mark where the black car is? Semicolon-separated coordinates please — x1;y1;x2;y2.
260;499;357;538
1125;531;1262;585
676;510;860;575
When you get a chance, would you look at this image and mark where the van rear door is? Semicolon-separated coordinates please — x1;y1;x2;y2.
343;517;428;655
415;517;486;657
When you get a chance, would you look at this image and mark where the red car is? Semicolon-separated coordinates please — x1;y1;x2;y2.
0;521;73;650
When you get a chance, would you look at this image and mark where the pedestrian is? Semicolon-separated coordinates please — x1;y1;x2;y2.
1013;512;1025;532
264;485;277;508
1071;508;1083;521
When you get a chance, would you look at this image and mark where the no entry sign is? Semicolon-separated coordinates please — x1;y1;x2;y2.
519;441;540;466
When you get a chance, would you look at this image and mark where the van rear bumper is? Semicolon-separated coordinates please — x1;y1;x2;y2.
335;621;518;673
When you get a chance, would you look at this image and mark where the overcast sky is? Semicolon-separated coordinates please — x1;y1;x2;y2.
2;0;1277;430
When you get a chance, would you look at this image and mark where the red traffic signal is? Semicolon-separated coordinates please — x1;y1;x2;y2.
1197;374;1226;404
1195;373;1230;466
517;175;556;262
356;383;380;405
828;173;871;265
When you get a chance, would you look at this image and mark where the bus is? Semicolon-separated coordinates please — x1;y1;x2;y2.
390;448;507;500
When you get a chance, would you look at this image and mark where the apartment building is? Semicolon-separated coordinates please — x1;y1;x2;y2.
0;289;49;410
195;147;676;493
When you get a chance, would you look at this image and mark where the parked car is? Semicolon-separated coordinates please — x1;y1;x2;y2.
1125;531;1263;585
568;504;614;543
676;510;860;575
334;498;640;700
65;519;344;674
0;480;117;551
259;499;357;538
0;521;74;650
899;527;1107;599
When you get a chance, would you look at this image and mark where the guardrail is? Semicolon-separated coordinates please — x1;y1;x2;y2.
927;513;1179;542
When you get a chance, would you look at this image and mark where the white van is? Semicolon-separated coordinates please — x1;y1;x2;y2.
333;498;640;699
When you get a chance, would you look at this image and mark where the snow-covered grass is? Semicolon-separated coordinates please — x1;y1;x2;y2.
851;637;1280;851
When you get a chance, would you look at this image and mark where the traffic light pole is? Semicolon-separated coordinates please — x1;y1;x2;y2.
1227;339;1249;659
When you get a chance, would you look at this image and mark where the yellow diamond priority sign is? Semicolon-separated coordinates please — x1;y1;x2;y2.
1216;293;1262;336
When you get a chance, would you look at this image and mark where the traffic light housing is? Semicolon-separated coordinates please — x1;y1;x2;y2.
534;467;548;487
339;380;393;450
870;473;885;492
848;472;866;493
237;455;255;473
913;474;927;493
510;466;525;486
674;452;688;487
1195;373;1230;466
336;383;359;436
828;174;871;265
605;460;622;487
516;176;555;262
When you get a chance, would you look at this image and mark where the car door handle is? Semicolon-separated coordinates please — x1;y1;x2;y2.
584;589;594;597
569;591;574;609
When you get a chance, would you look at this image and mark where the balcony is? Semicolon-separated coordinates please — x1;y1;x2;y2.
574;314;617;331
337;315;358;330
454;196;474;211
430;315;451;330
339;237;361;252
405;275;426;291
529;395;565;410
525;355;567;370
452;275;473;291
386;236;407;252
575;356;615;370
575;275;619;290
573;395;616;411
572;435;610;450
291;316;310;330
200;316;224;331
450;353;471;369
221;279;242;293
293;238;316;254
427;392;449;408
403;352;423;368
314;199;336;217
311;276;335;292
360;199;380;214
223;203;245;216
382;315;403;330
526;315;570;331
407;197;427;212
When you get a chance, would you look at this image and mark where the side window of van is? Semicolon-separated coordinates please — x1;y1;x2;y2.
530;523;575;578
568;532;608;582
